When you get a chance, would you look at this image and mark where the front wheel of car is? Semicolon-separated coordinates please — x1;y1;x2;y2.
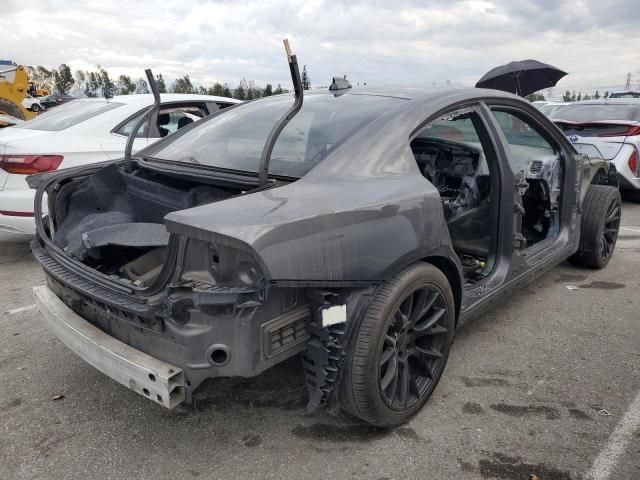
569;185;621;269
340;262;455;427
31;104;40;112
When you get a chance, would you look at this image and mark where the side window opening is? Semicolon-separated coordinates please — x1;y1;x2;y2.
115;105;207;139
157;105;206;137
115;110;149;138
411;109;498;284
491;109;563;248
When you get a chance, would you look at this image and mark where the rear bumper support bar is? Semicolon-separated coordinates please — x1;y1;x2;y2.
33;285;185;408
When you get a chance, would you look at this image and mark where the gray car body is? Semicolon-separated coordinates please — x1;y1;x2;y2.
31;86;616;405
163;87;610;319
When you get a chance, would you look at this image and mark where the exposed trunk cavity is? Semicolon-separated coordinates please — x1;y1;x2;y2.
48;164;243;286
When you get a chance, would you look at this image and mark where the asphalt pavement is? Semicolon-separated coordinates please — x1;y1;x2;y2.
1;200;639;480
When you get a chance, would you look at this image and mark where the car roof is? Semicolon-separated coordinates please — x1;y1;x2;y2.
305;85;521;102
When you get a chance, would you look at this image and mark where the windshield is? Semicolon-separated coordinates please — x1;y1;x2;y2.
16;100;123;131
551;104;640;122
144;93;404;177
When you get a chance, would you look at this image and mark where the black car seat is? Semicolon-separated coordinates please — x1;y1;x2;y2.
177;116;194;130
158;113;171;137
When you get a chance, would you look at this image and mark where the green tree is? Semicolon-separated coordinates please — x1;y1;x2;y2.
301;65;311;90
594;90;600;99
99;68;114;98
171;75;195;94
576;92;582;101
603;90;609;99
53;63;75;94
29;65;55;92
583;93;591;100
208;82;224;96
570;91;577;102
233;80;247;100
155;74;167;93
263;83;273;96
84;71;100;97
117;74;136;95
562;90;572;102
135;78;149;94
273;83;284;95
221;83;232;97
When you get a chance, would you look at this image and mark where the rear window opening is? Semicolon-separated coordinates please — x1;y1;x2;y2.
144;93;404;178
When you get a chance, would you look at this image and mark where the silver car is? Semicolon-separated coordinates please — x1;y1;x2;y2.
552;99;640;201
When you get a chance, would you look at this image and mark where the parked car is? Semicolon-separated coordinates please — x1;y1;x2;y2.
0;94;240;240
538;101;569;117
30;86;619;427
531;100;549;108
608;90;640;99
39;93;77;108
551;99;640;201
22;94;43;112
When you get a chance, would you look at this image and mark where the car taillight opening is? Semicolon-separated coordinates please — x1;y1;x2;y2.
0;154;63;174
629;149;639;176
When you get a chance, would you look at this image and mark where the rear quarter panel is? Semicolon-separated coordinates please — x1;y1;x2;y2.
164;174;458;284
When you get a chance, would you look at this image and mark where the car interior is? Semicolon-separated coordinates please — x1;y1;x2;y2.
157;107;203;137
116;104;207;138
410;108;564;284
411;110;497;283
491;109;563;248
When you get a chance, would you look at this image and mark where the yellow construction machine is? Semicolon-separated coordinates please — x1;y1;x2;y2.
28;82;50;97
0;64;38;124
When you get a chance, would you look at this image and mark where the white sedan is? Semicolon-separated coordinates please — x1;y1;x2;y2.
22;94;43;112
0;94;240;241
551;99;640;201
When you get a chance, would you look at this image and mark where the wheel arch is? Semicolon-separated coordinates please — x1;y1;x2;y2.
421;255;463;324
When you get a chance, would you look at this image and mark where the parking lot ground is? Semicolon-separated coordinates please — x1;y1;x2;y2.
1;200;639;480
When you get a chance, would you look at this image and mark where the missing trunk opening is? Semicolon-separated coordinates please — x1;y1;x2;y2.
47;163;245;286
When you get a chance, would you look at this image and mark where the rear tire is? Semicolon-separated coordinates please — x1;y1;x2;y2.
0;99;25;120
30;103;40;112
340;262;455;427
569;185;621;269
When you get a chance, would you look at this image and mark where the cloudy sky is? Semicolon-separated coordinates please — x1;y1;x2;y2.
2;0;639;97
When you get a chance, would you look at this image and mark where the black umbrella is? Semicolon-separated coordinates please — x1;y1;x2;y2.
475;59;567;97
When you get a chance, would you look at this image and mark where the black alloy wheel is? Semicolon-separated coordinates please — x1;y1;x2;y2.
570;185;621;268
379;286;449;410
340;262;455;427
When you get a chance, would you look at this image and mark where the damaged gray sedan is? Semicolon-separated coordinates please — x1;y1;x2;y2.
30;82;620;427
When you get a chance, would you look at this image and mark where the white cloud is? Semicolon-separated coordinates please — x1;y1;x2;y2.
1;0;639;95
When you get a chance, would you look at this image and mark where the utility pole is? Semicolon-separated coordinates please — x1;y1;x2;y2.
625;72;631;90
